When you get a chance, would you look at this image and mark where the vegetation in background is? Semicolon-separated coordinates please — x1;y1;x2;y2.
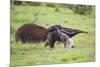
13;1;94;15
10;1;95;67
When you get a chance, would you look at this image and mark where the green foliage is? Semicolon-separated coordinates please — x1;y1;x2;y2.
71;5;94;15
13;1;94;15
10;4;95;66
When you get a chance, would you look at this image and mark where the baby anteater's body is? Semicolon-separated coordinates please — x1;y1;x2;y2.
57;28;74;48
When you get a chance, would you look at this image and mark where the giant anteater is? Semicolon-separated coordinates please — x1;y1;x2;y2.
15;24;48;43
15;24;87;48
45;25;88;48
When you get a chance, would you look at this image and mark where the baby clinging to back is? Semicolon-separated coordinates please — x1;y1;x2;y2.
56;28;74;48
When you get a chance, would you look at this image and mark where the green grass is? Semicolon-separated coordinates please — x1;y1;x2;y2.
10;5;95;67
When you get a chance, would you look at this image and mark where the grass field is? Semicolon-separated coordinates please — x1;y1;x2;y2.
10;4;95;67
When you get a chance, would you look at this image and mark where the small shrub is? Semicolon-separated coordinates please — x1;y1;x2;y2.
72;5;93;15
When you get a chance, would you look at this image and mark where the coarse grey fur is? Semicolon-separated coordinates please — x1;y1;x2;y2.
57;28;74;48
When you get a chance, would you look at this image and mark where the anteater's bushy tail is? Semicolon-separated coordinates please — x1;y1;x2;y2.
62;27;88;37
